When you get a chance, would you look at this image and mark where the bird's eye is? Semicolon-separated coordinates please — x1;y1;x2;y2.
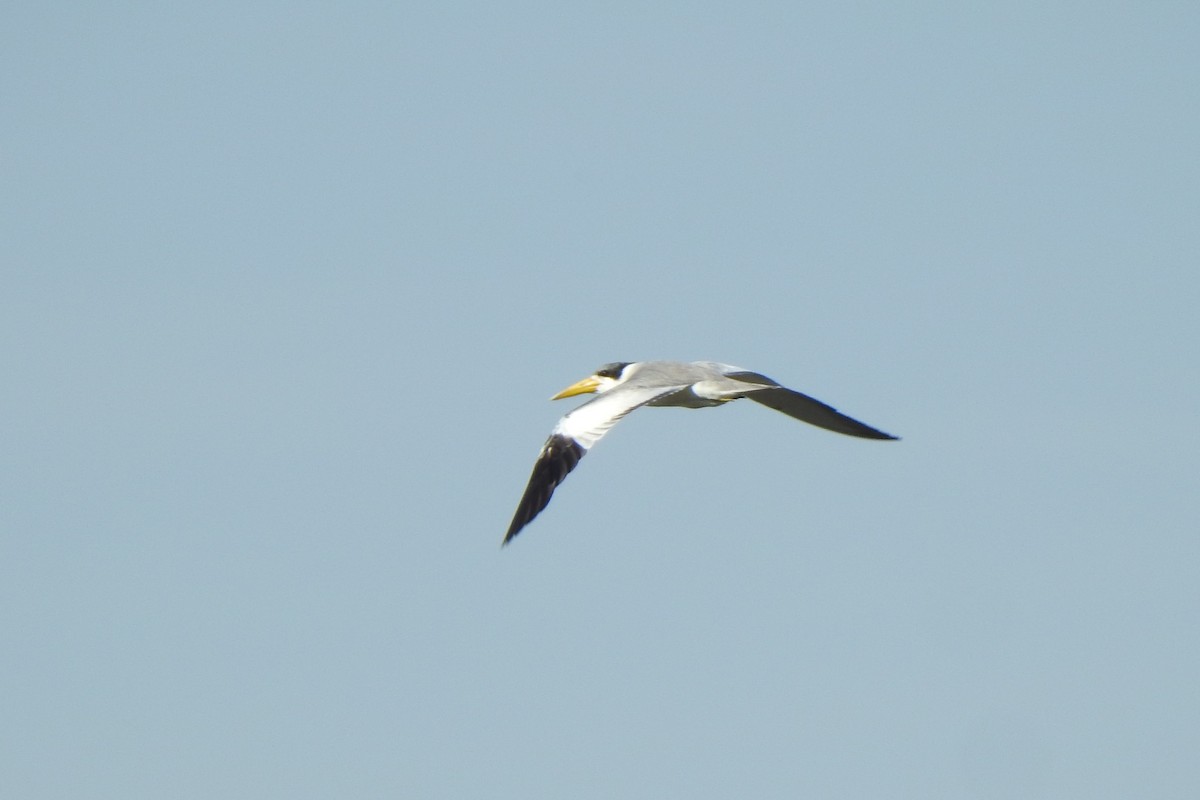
595;362;631;379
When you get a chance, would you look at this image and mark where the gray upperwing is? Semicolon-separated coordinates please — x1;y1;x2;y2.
744;387;898;440
724;369;781;387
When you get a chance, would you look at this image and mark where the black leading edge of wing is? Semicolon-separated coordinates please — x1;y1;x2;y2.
744;387;898;440
503;434;586;545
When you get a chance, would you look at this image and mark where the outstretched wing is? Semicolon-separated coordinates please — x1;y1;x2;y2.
502;433;586;545
503;384;685;544
737;380;897;440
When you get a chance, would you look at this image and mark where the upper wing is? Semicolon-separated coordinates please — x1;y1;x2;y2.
741;385;898;440
503;384;686;544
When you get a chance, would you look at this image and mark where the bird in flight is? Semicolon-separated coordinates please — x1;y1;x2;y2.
503;360;897;545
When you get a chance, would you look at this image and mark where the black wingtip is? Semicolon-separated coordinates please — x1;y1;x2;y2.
501;518;523;547
502;434;586;545
745;387;898;441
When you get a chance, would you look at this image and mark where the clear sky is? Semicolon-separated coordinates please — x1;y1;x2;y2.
3;3;1198;798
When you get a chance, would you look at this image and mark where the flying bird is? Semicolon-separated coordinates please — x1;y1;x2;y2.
503;360;897;544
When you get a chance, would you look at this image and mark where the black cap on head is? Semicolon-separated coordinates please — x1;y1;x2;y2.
595;362;631;379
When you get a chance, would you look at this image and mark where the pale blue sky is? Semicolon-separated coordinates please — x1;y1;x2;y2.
3;3;1198;798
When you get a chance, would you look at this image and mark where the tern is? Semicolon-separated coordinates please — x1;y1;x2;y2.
503;360;897;544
